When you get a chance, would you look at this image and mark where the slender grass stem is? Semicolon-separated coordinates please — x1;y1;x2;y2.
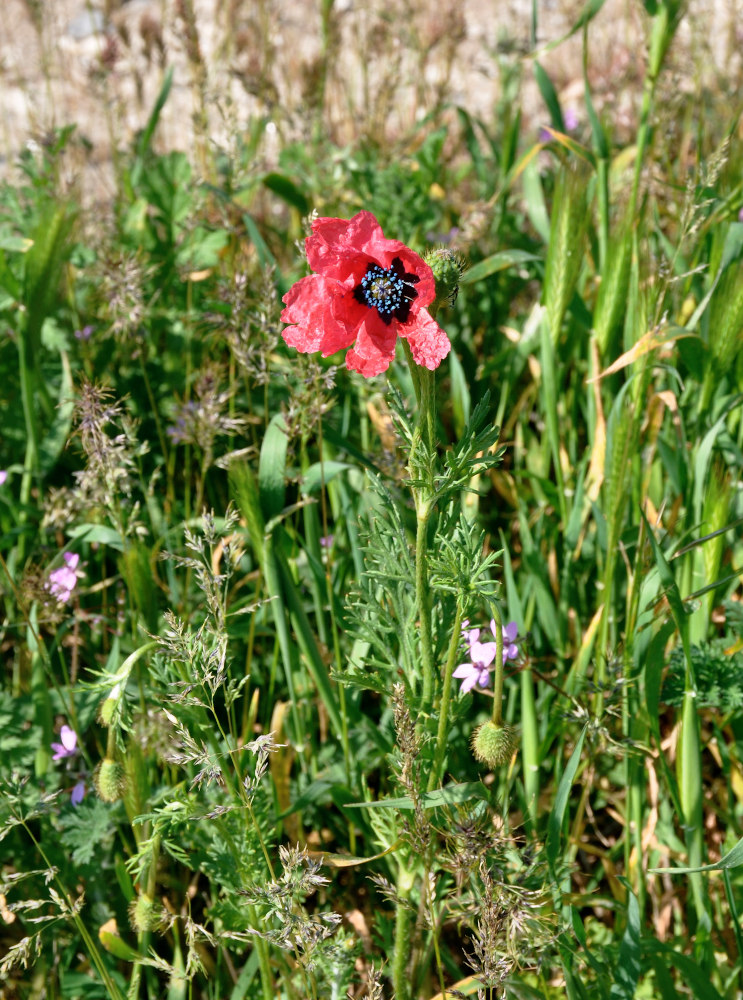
20;820;126;1000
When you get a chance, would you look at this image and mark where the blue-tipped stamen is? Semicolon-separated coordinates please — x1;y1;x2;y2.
353;256;420;325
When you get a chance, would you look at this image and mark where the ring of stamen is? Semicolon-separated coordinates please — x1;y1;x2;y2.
353;257;420;325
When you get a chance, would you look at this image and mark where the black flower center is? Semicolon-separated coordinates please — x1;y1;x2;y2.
353;256;420;325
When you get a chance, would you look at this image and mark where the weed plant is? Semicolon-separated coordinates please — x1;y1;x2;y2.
1;1;743;998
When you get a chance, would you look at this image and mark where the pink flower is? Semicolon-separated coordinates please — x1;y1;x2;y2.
47;552;80;603
51;725;78;760
453;639;498;693
71;781;86;806
281;211;450;378
0;470;7;486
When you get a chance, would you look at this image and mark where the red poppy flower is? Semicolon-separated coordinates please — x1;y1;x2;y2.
281;211;450;378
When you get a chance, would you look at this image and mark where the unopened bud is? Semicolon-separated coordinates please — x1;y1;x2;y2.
423;247;465;312
471;721;518;768
129;893;162;933
96;758;126;802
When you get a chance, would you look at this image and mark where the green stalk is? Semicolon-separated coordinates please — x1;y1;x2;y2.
391;863;416;1000
521;665;539;832
415;499;435;708
428;606;464;791
489;603;505;726
20;821;126;1000
628;1;684;223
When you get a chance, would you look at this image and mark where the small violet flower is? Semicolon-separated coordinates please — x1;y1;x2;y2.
453;639;498;694
51;725;78;761
71;781;86;806
454;621;520;694
47;552;80;603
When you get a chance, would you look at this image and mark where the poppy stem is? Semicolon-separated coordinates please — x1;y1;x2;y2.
428;605;464;791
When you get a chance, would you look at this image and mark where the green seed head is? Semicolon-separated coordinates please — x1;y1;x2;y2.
130;893;162;933
471;721;518;768
423;247;465;311
96;758;126;802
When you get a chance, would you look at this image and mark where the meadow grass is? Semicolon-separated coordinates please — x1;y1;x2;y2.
1;1;743;998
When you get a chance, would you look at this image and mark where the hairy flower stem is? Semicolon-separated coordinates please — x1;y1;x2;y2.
416;501;435;709
405;355;438;711
489;604;505;726
391;863;416;1000
428;606;464;791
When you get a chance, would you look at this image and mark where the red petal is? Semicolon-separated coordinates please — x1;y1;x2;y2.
345;312;398;377
400;308;451;370
306;211;385;283
281;275;357;355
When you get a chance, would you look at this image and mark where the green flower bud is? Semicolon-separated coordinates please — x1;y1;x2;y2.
99;697;116;727
96;758;126;802
423;247;465;312
129;893;162;933
471;721;518;768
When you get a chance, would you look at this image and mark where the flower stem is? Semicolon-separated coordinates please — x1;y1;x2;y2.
391;862;416;1000
416;501;435;709
428;606;464;791
489;603;505;726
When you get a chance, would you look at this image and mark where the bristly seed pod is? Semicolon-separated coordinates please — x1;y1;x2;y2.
471;721;519;768
95;758;126;802
129;893;163;933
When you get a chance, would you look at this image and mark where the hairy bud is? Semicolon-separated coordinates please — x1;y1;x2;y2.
96;758;126;802
471;721;518;768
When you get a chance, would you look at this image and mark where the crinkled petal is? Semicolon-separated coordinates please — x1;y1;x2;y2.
345;312;398;378
400;308;450;370
281;275;358;356
306;212;386;282
306;213;436;308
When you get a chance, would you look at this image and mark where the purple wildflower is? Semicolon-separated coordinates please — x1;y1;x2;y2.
51;725;78;761
71;781;86;806
47;552;80;603
0;470;6;486
74;324;94;341
563;107;579;132
453;638;498;693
